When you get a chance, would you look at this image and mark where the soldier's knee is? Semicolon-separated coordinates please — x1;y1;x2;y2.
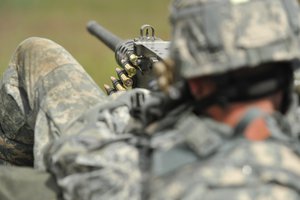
12;36;77;74
19;37;51;46
16;37;61;54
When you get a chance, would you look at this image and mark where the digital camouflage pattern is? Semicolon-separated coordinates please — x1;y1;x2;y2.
44;91;300;200
0;37;106;168
169;0;300;78
148;111;300;199
1;0;300;200
44;0;300;199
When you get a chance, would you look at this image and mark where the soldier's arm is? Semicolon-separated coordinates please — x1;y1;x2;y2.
45;96;143;200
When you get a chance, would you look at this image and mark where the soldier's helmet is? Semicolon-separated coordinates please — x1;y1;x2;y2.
169;0;300;79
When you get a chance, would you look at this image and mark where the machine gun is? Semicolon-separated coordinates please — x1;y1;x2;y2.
87;21;187;126
87;20;170;90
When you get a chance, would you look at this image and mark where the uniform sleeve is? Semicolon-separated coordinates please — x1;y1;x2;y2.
45;100;142;200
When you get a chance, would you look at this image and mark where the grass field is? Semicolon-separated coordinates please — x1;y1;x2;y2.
0;0;171;87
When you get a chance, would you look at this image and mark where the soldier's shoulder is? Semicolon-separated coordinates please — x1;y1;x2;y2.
150;140;300;199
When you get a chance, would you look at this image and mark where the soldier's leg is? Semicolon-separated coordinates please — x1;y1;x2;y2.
0;165;60;200
0;37;107;168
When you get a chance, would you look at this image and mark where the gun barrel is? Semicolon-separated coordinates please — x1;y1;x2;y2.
87;20;123;51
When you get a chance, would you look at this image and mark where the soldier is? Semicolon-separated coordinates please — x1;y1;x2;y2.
1;0;300;200
43;0;300;199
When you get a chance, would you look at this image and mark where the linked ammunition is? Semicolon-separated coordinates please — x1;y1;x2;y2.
110;76;126;91
104;84;116;95
116;68;133;88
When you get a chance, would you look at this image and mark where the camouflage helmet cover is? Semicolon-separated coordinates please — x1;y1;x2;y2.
169;0;300;79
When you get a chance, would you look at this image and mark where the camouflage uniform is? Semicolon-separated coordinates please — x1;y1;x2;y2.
44;0;300;199
1;1;300;200
43;91;300;200
0;37;106;168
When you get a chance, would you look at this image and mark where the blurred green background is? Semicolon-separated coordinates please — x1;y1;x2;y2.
0;0;171;87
